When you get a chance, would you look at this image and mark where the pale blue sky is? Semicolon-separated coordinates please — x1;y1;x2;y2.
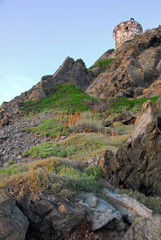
0;0;160;104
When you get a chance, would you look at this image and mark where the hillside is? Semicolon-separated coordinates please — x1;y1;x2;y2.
87;27;161;98
0;26;161;240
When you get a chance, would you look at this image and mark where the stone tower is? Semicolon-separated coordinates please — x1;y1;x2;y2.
113;19;143;49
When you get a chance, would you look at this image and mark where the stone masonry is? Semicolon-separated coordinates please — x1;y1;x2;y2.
113;19;143;49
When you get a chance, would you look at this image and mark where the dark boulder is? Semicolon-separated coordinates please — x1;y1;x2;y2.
0;198;29;240
15;192;85;240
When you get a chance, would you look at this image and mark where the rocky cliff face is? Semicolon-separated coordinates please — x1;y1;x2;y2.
87;27;161;98
99;98;161;196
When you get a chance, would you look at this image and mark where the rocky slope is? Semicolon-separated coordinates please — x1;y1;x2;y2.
0;26;161;240
0;27;161;128
0;57;92;128
87;27;161;98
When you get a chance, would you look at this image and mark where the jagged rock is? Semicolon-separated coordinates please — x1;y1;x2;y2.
40;57;92;91
27;88;46;100
128;100;155;142
0;198;29;240
97;150;115;178
86;28;161;98
15;192;85;240
142;78;161;97
122;216;161;240
101;100;161;196
134;87;143;98
77;192;126;231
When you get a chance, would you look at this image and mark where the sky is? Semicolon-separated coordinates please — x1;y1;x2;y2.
0;0;161;105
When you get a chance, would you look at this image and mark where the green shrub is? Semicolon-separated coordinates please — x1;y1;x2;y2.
24;119;70;138
0;164;28;176
83;165;102;179
22;142;78;158
58;133;113;160
7;160;15;166
0;157;99;199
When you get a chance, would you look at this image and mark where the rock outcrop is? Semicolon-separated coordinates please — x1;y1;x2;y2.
142;78;161;97
122;217;161;240
3;182;160;240
9;191;85;240
40;57;92;91
0;197;29;240
87;27;161;98
99;100;161;196
0;57;92;128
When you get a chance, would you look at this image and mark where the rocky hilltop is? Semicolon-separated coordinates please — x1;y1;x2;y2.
0;26;161;240
87;27;161;98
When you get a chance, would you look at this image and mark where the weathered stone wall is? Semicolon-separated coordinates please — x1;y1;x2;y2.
113;20;143;49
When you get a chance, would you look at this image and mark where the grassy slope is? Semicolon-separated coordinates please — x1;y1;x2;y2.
1;83;160;213
20;83;96;115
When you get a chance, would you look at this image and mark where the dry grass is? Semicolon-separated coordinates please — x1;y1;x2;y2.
58;133;119;160
0;157;100;200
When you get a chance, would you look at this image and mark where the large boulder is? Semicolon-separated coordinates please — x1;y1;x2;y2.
102;189;152;222
100;100;161;196
40;57;92;90
15;192;85;240
76;192;126;231
0;197;29;240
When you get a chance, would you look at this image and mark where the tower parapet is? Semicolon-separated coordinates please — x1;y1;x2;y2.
113;19;143;49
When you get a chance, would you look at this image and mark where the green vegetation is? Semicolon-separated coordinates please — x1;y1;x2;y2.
22;133;119;160
20;84;96;115
0;164;28;176
7;160;15;166
88;58;114;70
24;119;71;138
58;133;112;160
83;165;102;179
22;142;77;158
0;157;99;200
117;189;161;215
109;96;159;113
